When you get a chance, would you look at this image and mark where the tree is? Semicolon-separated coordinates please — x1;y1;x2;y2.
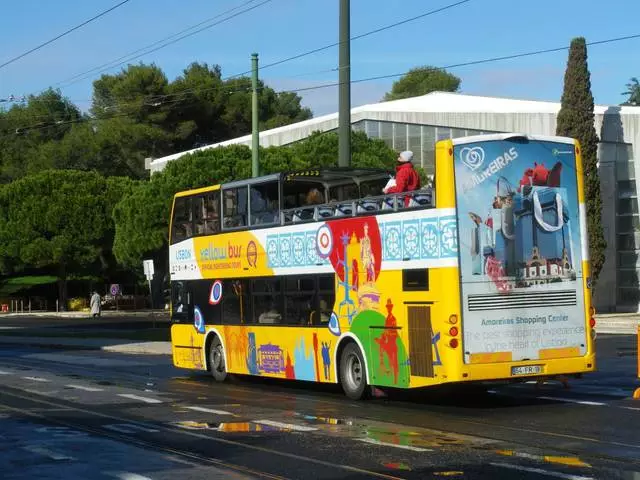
0;170;113;308
556;37;606;286
622;77;640;106
0;89;81;182
111;132;397;300
384;66;460;101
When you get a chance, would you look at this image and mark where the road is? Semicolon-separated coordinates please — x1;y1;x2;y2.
0;334;638;479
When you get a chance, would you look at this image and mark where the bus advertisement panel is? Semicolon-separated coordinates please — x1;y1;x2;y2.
453;137;588;364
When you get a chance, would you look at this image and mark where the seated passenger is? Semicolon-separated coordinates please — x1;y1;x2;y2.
383;150;421;206
306;188;324;205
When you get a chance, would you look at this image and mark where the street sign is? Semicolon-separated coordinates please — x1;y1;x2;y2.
143;259;154;280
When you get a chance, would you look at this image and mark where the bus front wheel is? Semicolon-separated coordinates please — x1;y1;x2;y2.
340;343;368;400
209;336;227;382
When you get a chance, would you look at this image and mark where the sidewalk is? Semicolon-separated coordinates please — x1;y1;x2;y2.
0;313;636;357
0;310;169;319
0;335;172;355
596;314;640;334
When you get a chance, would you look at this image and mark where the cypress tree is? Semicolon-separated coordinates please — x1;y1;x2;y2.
556;37;606;286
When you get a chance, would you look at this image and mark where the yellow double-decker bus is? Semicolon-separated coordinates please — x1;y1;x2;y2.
169;133;596;400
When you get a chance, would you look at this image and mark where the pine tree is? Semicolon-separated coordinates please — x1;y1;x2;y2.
556;37;606;286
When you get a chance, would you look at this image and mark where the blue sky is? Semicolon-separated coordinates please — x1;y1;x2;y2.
0;0;638;117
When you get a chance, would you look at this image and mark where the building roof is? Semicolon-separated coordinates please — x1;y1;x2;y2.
148;91;640;172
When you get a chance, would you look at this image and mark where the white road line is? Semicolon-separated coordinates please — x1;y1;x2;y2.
357;437;432;452
537;396;606;406
117;394;162;404
185;406;233;416
114;474;154;480
66;384;104;392
23;445;75;461
252;420;318;432
620;406;640;411
0;370;12;375
22;376;50;382
490;462;593;479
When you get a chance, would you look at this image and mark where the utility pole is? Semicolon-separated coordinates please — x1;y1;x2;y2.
338;0;351;168
251;53;260;177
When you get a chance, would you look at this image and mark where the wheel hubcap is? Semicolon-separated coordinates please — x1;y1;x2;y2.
345;353;362;391
212;346;224;372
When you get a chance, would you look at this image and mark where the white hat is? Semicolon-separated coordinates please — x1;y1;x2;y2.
398;151;413;163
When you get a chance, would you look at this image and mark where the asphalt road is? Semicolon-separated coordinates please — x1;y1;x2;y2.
0;335;638;479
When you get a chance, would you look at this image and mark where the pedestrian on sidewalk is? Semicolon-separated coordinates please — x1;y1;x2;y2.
90;291;101;318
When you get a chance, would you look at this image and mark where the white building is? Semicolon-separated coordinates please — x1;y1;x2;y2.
147;91;640;313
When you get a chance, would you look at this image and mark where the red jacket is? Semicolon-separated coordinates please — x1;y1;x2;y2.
386;163;420;205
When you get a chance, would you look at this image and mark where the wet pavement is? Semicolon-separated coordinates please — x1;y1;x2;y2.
0;334;638;479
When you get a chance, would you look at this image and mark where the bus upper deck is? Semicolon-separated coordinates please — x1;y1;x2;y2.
170;167;434;245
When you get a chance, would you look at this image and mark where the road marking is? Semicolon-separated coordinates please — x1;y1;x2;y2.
117;394;162;404
113;474;154;480
252;420;317;432
66;384;104;392
358;437;432;452
0;370;11;375
620;406;640;411
490;462;593;479
23;445;76;461
537;396;606;406
22;376;50;382
104;423;160;434
186;406;233;416
496;450;591;467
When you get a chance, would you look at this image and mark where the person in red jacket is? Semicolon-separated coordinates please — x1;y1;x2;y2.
383;150;420;206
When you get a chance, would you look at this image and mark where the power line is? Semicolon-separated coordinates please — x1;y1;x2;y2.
0;0;133;70
5;31;640;137
12;0;466;110
226;0;473;79
55;0;272;90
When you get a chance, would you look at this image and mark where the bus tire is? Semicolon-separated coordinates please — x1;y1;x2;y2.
209;336;227;382
339;342;368;400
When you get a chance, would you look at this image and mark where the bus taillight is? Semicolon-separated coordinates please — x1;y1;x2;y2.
449;326;459;337
449;338;459;348
448;314;458;324
589;306;596;328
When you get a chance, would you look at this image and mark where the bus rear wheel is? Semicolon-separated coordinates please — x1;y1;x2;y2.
209;336;227;382
340;343;368;400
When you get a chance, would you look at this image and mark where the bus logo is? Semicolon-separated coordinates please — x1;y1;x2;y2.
316;224;334;258
209;280;223;305
194;307;205;334
460;146;485;171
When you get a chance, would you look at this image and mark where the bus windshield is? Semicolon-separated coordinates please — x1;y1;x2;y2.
453;136;587;363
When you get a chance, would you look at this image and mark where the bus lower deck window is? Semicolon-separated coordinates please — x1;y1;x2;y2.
402;269;429;291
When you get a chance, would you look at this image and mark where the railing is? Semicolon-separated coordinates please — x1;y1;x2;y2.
279;188;434;225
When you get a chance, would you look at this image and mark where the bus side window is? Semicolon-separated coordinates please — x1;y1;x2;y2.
223;187;248;228
194;192;220;235
222;279;253;324
171;281;192;322
402;269;429;291
314;274;335;325
171;196;193;244
253;278;282;324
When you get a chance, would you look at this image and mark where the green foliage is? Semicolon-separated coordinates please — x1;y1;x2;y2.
555;37;606;285
112;131;397;270
622;77;640;106
384;66;460;101
0;170;111;283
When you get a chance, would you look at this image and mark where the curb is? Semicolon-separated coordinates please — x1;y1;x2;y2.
0;337;172;356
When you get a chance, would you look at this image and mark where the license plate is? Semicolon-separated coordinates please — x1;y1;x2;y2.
511;365;542;376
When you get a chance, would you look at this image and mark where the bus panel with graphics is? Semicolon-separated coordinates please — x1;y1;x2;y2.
169;133;595;400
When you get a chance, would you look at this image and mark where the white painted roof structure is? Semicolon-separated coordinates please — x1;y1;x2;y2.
148;91;640;173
